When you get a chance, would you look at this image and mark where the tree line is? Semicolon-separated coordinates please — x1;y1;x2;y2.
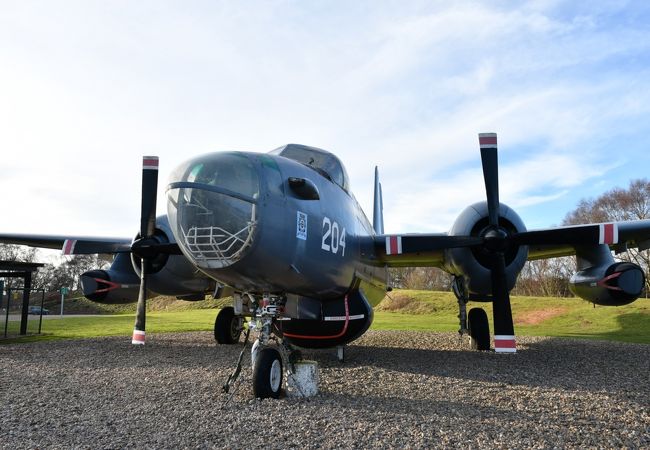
0;244;109;296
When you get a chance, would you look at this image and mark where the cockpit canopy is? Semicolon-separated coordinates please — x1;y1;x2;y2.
270;144;350;192
166;152;259;269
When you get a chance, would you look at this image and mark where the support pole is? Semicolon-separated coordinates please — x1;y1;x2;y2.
60;287;66;317
38;289;44;334
0;280;5;338
19;272;32;335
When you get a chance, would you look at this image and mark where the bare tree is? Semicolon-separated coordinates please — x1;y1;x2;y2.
390;267;451;291
564;179;650;224
513;257;573;297
36;254;110;293
0;244;42;290
0;244;40;264
0;244;109;293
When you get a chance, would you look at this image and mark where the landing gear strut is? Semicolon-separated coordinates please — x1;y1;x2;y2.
452;276;490;351
247;294;304;399
222;293;319;399
452;276;470;337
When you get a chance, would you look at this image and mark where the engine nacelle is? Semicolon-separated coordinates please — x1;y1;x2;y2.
570;261;645;306
445;201;528;298
80;215;216;303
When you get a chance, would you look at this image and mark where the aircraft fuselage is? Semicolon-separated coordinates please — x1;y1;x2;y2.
166;148;387;308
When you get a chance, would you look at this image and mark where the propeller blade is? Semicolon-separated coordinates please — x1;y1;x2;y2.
479;133;499;227
140;156;159;239
391;234;484;252
132;258;149;345
489;252;516;353
132;155;160;345
130;240;182;257
427;235;484;249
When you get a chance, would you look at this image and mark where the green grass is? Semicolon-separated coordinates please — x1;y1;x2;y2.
1;310;216;344
372;290;650;344
2;317;47;336
3;290;649;345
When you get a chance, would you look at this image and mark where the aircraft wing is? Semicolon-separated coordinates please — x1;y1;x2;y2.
519;220;650;259
371;219;650;266
0;233;133;255
370;233;483;267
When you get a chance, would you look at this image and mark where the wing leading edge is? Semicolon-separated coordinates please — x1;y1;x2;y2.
0;233;133;255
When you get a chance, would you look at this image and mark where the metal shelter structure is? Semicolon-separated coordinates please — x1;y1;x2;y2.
0;260;45;335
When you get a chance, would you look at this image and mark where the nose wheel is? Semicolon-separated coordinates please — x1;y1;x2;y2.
253;347;284;399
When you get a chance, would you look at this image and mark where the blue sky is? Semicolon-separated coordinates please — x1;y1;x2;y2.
1;0;649;241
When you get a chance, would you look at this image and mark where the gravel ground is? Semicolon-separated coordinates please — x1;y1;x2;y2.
1;331;649;449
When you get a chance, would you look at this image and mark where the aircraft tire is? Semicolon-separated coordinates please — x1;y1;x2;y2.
468;307;490;351
214;307;241;344
253;347;283;399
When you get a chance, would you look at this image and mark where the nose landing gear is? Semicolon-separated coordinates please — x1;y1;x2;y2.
221;293;315;400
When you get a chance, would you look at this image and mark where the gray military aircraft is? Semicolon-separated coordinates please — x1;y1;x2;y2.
2;133;648;398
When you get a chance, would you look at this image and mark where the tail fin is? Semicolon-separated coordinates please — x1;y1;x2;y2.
373;166;384;234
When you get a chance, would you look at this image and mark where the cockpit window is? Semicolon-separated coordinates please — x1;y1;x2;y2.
270;144;349;191
170;153;259;199
166;152;259;269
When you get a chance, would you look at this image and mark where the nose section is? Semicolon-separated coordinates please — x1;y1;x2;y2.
166;152;260;269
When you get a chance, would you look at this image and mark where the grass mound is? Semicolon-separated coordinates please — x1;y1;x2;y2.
374;289;650;344
38;294;233;315
375;290;458;314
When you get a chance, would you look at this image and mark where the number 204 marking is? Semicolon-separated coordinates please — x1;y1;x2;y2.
321;217;346;256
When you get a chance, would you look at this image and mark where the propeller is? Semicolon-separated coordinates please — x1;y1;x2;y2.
477;133;515;351
479;133;500;228
131;156;160;345
391;133;624;350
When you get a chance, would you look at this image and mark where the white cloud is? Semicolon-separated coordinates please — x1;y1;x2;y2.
0;0;649;241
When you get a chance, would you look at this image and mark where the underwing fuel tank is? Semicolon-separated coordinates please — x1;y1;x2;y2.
80;253;140;303
570;261;645;306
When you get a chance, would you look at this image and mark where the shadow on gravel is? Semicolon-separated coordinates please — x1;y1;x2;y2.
1;334;244;371
321;338;650;396
318;392;608;427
